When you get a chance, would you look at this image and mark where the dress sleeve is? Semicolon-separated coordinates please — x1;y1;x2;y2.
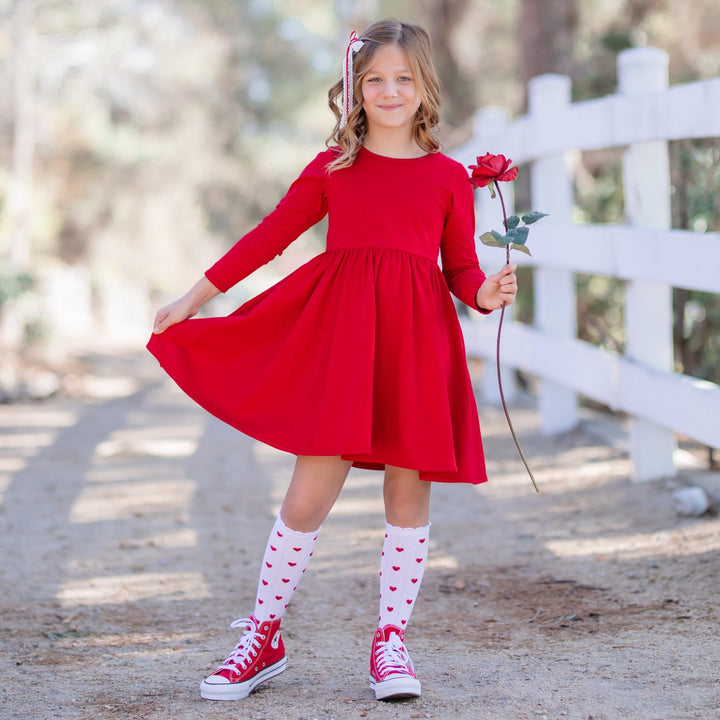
440;163;489;313
205;151;330;292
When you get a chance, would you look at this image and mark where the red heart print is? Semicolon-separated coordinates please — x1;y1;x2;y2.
415;558;423;563
269;613;276;619
277;531;283;537
309;551;313;557
282;578;290;583
288;561;297;567
401;619;407;625
392;566;400;571
284;603;289;608
384;533;388;538
293;547;302;552
419;538;426;544
411;578;418;584
262;580;269;586
389;586;397;592
270;545;277;551
396;547;404;552
313;536;318;541
387;606;394;612
406;599;412;604
258;599;264;604
275;595;283;600
265;562;272;568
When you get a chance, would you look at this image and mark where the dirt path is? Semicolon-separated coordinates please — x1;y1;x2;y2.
1;350;718;720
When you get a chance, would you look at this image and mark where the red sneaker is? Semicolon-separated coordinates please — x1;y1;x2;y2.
369;625;421;700
200;616;286;700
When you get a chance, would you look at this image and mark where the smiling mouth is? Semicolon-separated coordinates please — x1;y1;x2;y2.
379;104;403;110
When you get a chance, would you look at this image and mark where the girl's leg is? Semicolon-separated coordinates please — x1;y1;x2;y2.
377;465;431;629
201;455;351;701
280;454;353;532
254;455;352;621
370;465;431;700
383;464;431;528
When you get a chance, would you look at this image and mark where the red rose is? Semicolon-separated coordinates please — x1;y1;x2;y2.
468;153;518;189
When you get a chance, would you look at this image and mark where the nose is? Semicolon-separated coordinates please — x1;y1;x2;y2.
382;80;399;98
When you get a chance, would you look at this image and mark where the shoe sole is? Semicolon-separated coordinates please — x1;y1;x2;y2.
200;657;287;700
369;675;422;700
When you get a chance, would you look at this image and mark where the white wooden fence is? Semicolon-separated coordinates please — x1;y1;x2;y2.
453;47;720;481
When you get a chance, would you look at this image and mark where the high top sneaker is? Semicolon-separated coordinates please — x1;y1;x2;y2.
369;624;421;700
200;615;286;700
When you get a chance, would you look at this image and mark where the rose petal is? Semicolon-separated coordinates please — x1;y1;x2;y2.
497;166;518;182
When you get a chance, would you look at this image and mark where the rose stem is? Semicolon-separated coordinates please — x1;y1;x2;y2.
493;183;540;493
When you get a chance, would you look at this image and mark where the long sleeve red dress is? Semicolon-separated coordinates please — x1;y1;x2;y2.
147;146;491;484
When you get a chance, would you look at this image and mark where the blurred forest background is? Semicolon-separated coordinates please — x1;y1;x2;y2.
1;0;719;400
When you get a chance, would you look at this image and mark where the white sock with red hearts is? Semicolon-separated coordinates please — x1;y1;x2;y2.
253;514;319;623
378;522;430;629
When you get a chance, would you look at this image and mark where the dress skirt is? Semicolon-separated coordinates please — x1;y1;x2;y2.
147;245;487;484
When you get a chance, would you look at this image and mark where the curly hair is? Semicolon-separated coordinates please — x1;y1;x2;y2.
326;19;441;171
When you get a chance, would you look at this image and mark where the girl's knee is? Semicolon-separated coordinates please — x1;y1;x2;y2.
281;455;352;531
383;465;430;527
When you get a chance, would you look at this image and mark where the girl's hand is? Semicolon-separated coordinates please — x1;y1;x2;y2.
152;276;221;334
152;296;197;334
476;263;518;312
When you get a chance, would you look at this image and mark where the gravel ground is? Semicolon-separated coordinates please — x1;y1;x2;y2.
1;349;718;720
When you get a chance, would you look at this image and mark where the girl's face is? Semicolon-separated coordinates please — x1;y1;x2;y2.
361;44;421;134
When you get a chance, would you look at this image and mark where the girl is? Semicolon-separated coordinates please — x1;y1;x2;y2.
148;19;517;702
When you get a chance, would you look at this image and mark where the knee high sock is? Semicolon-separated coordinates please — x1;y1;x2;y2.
378;522;430;629
253;514;319;623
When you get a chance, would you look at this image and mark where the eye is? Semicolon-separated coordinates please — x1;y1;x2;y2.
398;75;413;82
365;76;381;83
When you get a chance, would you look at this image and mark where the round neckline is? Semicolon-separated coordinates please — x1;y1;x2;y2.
360;146;434;161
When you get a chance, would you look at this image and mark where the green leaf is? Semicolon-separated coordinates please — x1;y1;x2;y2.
521;211;549;225
481;230;512;247
511;243;532;256
506;214;520;230
480;231;503;247
492;230;511;246
512;226;530;245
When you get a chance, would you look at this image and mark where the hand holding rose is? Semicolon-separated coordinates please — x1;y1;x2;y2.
476;263;518;311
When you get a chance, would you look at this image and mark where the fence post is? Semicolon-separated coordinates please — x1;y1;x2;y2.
528;74;578;434
618;47;677;481
469;107;519;406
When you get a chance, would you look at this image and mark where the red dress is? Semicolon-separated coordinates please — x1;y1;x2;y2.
147;147;490;484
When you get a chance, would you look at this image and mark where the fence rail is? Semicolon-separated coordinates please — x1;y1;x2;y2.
477;76;720;161
454;46;720;481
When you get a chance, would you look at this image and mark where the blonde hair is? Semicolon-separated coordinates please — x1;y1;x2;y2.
326;19;441;171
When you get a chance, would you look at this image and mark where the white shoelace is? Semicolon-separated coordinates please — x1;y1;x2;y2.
216;617;265;675
374;632;414;677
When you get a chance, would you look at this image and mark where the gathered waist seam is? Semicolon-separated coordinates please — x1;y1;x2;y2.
321;245;438;265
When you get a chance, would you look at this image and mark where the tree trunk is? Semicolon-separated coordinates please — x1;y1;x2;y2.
520;0;578;108
1;0;36;354
6;0;36;271
420;0;474;129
